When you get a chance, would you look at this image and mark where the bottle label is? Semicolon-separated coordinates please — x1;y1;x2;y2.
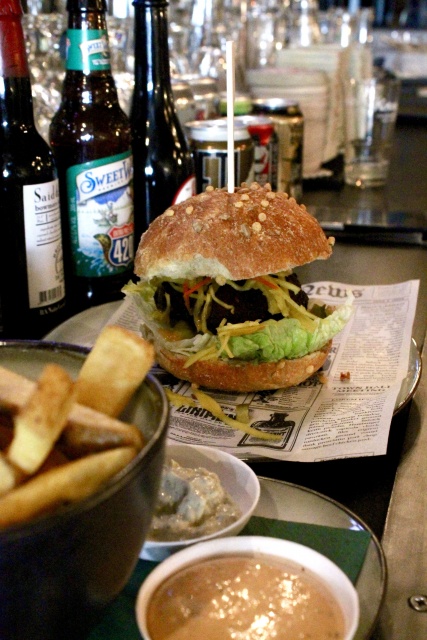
172;176;196;204
66;151;134;278
23;179;66;309
66;29;111;72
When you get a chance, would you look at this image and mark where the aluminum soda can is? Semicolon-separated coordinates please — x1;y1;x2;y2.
235;115;278;189
252;98;304;200
185;119;254;193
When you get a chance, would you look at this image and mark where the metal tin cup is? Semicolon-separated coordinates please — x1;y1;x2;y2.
252;98;304;200
185;119;254;193
235;115;278;189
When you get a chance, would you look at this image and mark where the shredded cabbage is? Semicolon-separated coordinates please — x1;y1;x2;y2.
123;278;353;364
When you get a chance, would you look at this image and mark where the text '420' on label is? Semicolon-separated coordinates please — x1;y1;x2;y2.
66;152;134;278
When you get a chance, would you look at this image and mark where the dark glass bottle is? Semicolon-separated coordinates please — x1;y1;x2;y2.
50;0;134;316
131;0;196;240
0;0;67;339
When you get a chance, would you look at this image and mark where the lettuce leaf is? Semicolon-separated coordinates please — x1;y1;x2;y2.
124;280;353;363
226;300;353;361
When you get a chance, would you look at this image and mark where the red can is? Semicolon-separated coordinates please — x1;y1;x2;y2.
235;115;278;189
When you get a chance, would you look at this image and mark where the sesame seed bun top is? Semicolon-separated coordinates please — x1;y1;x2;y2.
134;183;334;282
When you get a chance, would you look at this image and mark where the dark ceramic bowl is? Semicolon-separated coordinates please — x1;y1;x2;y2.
0;340;169;640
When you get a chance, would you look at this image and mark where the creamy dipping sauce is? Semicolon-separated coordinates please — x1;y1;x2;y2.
146;555;346;640
147;460;241;541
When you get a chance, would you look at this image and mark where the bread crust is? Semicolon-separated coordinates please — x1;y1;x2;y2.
154;341;331;392
134;183;333;282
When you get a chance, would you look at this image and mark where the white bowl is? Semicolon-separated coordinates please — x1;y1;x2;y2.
140;444;260;561
136;536;360;640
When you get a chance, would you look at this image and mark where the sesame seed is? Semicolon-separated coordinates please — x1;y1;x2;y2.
250;182;260;190
260;200;269;208
266;191;276;199
164;209;174;216
258;212;267;222
234;201;243;208
186;206;194;214
252;221;262;232
205;185;214;192
241;194;250;201
192;221;203;232
240;223;251;238
199;194;209;201
306;365;314;374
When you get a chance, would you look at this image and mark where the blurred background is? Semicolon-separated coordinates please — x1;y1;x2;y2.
20;0;427;180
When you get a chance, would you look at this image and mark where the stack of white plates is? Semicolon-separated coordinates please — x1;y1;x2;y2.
246;66;330;177
274;44;373;164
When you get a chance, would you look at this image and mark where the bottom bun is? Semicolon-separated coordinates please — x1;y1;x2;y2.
155;341;331;392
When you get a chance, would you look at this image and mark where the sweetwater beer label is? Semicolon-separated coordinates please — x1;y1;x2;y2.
66;29;111;72
66;152;134;278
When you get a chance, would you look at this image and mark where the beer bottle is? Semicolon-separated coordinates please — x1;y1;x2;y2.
50;0;134;316
131;0;196;239
0;0;67;339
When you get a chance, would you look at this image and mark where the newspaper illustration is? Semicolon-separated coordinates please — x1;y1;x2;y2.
108;279;420;462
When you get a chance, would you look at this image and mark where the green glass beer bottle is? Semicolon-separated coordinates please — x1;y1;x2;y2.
131;0;196;239
50;0;134;315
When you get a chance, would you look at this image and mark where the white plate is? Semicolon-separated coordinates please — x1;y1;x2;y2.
253;478;385;640
44;301;121;349
45;303;422;416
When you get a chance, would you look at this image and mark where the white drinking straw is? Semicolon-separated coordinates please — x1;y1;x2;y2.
226;40;235;194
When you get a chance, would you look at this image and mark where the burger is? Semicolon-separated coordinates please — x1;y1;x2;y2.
124;183;353;392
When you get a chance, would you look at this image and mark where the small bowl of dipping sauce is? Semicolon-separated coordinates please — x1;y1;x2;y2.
136;535;359;640
140;444;260;561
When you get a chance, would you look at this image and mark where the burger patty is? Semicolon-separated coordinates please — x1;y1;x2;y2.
154;273;309;334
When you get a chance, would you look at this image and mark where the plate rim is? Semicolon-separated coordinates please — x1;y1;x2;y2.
256;476;387;640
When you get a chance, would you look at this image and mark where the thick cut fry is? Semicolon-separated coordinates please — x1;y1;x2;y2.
0;367;144;454
0;447;137;529
75;325;155;417
0;453;18;496
8;364;76;474
59;406;144;458
0;366;34;413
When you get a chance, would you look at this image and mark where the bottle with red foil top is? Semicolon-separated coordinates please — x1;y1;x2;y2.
0;0;67;338
49;0;134;315
131;0;196;238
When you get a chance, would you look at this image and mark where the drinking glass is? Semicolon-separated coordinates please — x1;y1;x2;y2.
343;74;400;188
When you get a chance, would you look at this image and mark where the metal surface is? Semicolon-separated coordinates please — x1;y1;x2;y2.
302;116;427;639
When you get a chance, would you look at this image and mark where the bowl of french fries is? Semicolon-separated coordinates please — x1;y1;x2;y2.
0;327;169;640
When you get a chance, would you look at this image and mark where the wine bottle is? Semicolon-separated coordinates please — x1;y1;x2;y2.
0;0;67;339
49;0;134;316
131;0;196;240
